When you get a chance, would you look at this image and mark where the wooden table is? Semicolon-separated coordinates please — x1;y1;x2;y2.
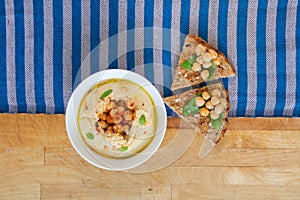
0;114;299;199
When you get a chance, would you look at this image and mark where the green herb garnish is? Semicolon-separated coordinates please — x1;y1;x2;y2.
182;93;203;116
186;55;197;63
196;93;202;97
207;61;217;81
100;89;113;99
118;146;128;151
86;133;94;140
180;55;197;70
182;97;198;116
139;115;146;125
210;113;223;130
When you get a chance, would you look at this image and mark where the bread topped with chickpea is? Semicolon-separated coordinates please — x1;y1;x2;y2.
171;34;236;91
163;82;229;143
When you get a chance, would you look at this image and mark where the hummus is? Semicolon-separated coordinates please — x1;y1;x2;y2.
77;79;157;158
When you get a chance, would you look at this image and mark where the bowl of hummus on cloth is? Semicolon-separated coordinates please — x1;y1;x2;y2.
66;69;167;170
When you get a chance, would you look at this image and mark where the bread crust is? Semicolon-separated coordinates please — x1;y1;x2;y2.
164;82;229;144
171;34;236;91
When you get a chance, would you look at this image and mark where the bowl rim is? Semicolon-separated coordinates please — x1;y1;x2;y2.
65;69;167;171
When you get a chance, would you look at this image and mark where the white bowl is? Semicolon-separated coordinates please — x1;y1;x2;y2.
66;69;167;170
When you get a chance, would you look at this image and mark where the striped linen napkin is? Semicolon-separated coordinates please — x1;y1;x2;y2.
0;0;299;117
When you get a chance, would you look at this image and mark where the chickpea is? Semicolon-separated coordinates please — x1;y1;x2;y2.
123;110;132;121
211;96;220;106
202;52;212;63
213;57;221;65
195;96;205;107
210;110;220;120
105;129;113;135
202;91;211;100
214;104;224;115
113;124;123;133
220;98;227;107
208;49;218;59
195;44;206;55
106;126;113;131
98;113;107;121
211;89;221;97
106;101;116;111
117;106;125;115
109;109;117;117
96;126;103;133
122;124;130;132
201;70;209;80
113;114;123;124
202;62;211;69
205;100;214;110
196;56;204;65
106;115;113;124
128;101;135;110
200;107;209;117
98;120;108;129
119;99;127;108
192;62;201;72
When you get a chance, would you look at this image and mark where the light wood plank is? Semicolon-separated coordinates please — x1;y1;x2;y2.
0;147;44;175
0;183;40;200
175;147;300;167
1;114;300;199
2;165;299;186
42;183;171;200
227;117;300;130
172;184;300;200
0;114;70;148
167;117;300;130
221;130;300;148
175;132;300;167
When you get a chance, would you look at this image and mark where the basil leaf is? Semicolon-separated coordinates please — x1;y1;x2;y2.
86;133;94;140
118;146;128;151
186;55;197;64
100;89;113;99
182;97;199;116
180;55;197;70
210;113;223;130
207;62;217;81
139;115;146;125
196;93;202;97
180;60;193;70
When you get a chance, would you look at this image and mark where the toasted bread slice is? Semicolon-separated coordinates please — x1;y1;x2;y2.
171;34;236;91
164;82;229;143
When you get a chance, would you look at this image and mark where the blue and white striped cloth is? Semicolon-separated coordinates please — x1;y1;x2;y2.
0;0;299;117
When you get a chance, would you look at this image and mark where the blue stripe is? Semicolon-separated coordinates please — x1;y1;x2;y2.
162;0;172;96
236;2;248;116
90;0;100;74
0;0;8;112
72;1;81;87
144;0;154;84
144;1;154;83
33;0;45;113
14;0;26;112
218;0;229;89
294;2;300;116
163;0;173;116
108;1;118;69
198;0;209;41
53;0;64;113
180;0;190;46
255;0;268;117
126;0;135;70
274;1;287;116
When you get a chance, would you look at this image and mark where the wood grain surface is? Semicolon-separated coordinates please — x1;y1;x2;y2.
0;114;299;199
